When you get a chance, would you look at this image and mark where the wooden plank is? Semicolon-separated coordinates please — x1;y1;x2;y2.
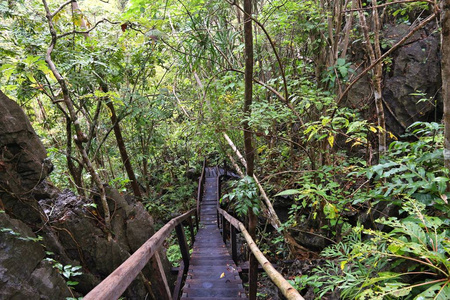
182;287;245;297
181;297;246;300
172;261;185;300
84;209;196;300
154;251;172;300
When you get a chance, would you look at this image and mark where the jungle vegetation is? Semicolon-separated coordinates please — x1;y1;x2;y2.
1;0;450;298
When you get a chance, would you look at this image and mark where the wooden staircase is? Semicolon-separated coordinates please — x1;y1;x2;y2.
180;167;247;299
84;162;302;300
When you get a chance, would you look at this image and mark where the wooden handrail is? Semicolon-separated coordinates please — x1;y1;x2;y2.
84;209;197;300
217;208;304;300
196;158;206;221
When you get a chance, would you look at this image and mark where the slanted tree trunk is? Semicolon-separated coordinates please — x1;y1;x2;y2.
442;0;450;170
100;83;142;199
224;133;316;258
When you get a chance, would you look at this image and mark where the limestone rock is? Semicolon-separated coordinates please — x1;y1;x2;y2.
0;212;71;300
0;90;52;224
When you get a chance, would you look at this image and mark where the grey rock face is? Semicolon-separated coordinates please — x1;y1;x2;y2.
382;23;441;134
0;212;72;300
0;90;52;224
345;22;441;136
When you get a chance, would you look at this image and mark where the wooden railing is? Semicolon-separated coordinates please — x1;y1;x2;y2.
217;208;304;300
216;158;304;300
84;209;197;300
196;158;206;222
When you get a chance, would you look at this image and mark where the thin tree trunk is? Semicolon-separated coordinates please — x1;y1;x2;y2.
243;0;257;299
66;116;84;196
442;0;450;170
42;0;111;235
358;0;386;155
340;0;356;59
371;0;386;153
100;84;142;199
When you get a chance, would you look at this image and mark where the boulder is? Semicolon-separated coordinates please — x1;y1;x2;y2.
0;212;71;300
382;23;441;135
345;22;441;136
0;90;52;224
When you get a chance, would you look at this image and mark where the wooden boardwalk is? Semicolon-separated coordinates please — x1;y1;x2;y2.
180;167;247;299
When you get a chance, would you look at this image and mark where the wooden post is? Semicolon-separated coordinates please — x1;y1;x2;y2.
195;210;199;231
230;224;237;263
152;252;172;300
222;214;227;244
172;261;185;300
175;224;190;270
187;216;195;246
248;210;258;300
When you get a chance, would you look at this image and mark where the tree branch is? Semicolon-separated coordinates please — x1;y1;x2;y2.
50;0;73;18
226;0;289;103
57;19;120;39
336;12;437;106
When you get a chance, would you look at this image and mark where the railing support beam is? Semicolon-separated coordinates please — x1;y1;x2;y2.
176;224;190;270
231;224;237;263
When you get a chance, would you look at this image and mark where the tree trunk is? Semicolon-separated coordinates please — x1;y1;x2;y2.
100;84;142;199
243;0;257;299
358;0;386;156
442;0;450;170
42;0;111;235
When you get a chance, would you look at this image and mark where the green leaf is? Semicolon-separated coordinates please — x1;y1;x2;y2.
275;189;300;197
323;203;337;219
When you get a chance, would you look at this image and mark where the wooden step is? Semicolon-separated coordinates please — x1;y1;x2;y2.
184;279;243;289
181;296;247;299
182;287;246;297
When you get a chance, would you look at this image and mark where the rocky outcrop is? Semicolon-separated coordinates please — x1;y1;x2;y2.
345;22;441;136
0;212;72;300
382;23;441;135
37;185;161;297
0;91;168;299
0;90;52;225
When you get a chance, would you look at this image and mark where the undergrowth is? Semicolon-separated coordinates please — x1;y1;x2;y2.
288;122;450;299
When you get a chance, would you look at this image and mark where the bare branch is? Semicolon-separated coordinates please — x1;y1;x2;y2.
57;19;120;39
50;0;73;18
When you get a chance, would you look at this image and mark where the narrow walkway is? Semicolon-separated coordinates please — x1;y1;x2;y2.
181;167;247;299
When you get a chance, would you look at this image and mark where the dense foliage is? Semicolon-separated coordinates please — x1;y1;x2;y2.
1;0;448;299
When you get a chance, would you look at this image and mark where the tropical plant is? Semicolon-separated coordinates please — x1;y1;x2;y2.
222;176;260;217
